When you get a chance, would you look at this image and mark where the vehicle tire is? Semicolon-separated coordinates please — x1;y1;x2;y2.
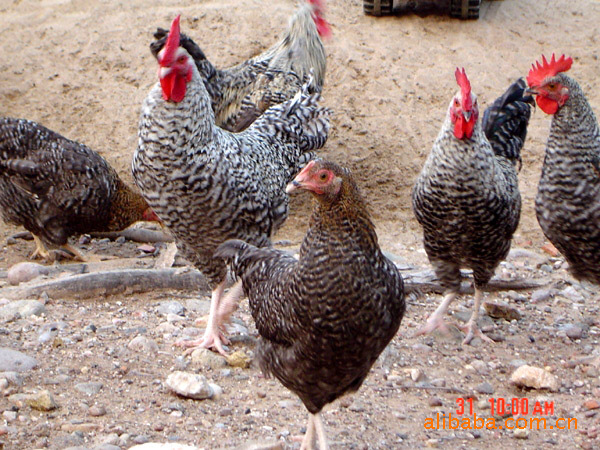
450;0;481;19
364;0;393;16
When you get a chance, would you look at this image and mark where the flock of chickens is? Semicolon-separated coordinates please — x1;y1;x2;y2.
0;1;599;448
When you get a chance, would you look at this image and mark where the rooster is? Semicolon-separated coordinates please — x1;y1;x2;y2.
526;54;600;284
132;16;331;355
0;117;159;261
216;160;405;450
412;70;534;344
150;0;330;132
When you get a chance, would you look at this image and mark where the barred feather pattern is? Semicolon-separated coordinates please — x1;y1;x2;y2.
150;2;326;132
216;163;405;414
412;92;522;291
482;78;534;169
133;61;331;288
535;74;600;283
0;117;149;249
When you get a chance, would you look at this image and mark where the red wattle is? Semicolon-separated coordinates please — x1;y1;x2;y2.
160;72;187;103
536;95;559;115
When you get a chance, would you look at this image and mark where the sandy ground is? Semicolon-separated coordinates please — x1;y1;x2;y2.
1;0;600;449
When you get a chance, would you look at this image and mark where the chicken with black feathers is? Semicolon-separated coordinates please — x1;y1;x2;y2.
0;117;158;261
216;159;405;450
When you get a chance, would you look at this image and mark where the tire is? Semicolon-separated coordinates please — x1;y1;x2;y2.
364;0;393;16
450;0;481;19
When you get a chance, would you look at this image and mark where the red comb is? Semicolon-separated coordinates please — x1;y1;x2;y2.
455;67;472;111
308;0;331;38
160;15;181;67
527;53;573;87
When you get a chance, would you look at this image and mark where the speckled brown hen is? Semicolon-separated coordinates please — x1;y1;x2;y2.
133;16;330;355
526;54;600;284
216;160;405;449
0;117;158;261
412;69;533;344
150;0;330;132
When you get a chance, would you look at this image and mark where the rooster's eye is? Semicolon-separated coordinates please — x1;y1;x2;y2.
547;83;556;90
177;56;186;64
454;99;460;107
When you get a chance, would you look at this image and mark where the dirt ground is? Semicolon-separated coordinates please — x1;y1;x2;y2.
1;0;600;449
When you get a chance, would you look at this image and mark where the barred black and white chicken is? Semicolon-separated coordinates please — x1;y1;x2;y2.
150;0;329;132
216;159;405;449
0;117;158;261
132;16;331;355
412;70;534;344
526;54;600;284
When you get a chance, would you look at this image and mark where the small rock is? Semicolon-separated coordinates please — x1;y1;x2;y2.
7;262;51;285
428;397;443;407
157;301;184;316
138;244;156;253
562;286;584;303
185;299;211;314
89;405;106;416
234;442;284;450
531;288;554;303
475;382;495;395
26;390;59;411
425;438;439;448
2;411;17;422
407;368;425;382
483;301;521;321
129;443;199;450
128;336;159;353
0;348;38;372
61;422;101;432
563;323;585;340
513;428;529;439
190;348;226;369
209;383;223;399
510;365;559;392
133;435;150;445
75;382;104;395
226;350;252;369
0;300;46;320
166;371;214;400
584;399;600;411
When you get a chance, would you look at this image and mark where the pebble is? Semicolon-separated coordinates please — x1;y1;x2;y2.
8;390;58;411
75;382;104;395
475;381;495;395
128;336;159;353
0;300;46;320
531;288;554;303
234;442;284;450
156;322;178;334
226;350;252;369
483;300;522;321
513;428;529;439
133;435;150;445
138;244;156;253
563;323;585;340
185;299;211;315
89;405;107;417
425;438;439;448
7;262;51;285
2;411;17;422
562;286;584;303
0;348;38;372
408;368;425;382
165;371;215;400
61;422;101;432
209;383;223;399
510;365;559;392
428;397;443;407
191;348;226;369
584;399;600;411
157;301;185;316
129;444;199;450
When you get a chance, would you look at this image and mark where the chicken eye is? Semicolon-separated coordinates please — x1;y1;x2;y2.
177;56;187;64
454;99;460;107
547;83;556;90
319;172;329;182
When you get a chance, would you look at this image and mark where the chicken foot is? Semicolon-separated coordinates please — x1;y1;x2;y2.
460;287;494;345
415;291;456;336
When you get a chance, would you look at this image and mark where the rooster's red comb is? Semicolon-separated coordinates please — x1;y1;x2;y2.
455;67;472;110
308;0;332;39
160;15;181;67
526;54;573;87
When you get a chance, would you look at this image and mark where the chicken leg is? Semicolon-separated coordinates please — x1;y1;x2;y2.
415;291;457;336
176;280;244;356
30;235;52;260
299;414;316;450
460;287;494;345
